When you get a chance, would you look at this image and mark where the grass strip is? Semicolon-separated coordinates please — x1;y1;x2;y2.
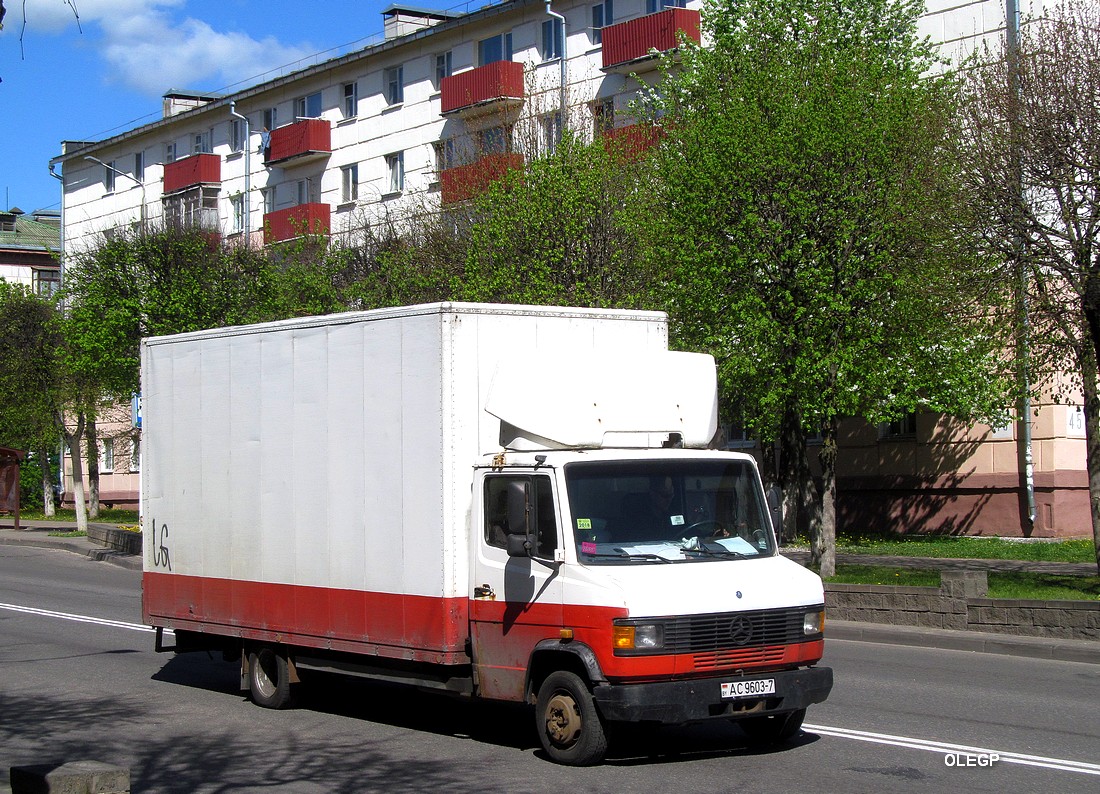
824;564;1100;601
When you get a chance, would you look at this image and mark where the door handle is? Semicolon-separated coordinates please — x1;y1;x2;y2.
474;584;495;599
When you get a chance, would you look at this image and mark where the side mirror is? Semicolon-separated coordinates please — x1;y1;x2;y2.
506;532;531;558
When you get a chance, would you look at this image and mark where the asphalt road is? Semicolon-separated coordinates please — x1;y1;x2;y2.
1;544;1098;793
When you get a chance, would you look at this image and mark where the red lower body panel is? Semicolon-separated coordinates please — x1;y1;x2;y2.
143;572;469;664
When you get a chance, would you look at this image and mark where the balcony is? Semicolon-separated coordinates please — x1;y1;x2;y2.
263;203;330;244
163;153;220;195
440;61;525;117
265;118;332;167
601;8;701;73
440;153;524;204
601;123;664;160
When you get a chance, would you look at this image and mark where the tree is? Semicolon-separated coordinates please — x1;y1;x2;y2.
958;0;1100;573
458;133;658;308
0;283;65;514
650;0;1014;574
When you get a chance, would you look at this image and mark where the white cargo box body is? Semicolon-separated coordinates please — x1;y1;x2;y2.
141;303;668;663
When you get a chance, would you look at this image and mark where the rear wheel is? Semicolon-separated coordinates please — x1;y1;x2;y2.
739;707;806;745
248;646;294;709
536;671;608;766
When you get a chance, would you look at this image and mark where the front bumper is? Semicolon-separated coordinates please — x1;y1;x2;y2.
591;666;833;724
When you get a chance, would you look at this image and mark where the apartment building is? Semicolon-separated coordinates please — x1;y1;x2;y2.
53;0;1088;536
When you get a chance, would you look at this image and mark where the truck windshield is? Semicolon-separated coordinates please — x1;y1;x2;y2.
564;459;776;564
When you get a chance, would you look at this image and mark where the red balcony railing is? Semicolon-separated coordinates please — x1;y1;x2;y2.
163;153;221;194
601;123;665;159
266;118;332;166
601;8;701;71
440;153;524;204
440;61;525;116
263;203;330;244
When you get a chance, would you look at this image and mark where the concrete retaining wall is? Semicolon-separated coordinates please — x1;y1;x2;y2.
826;571;1100;640
86;525;142;556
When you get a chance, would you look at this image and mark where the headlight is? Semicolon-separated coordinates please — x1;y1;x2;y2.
803;609;825;636
612;623;664;652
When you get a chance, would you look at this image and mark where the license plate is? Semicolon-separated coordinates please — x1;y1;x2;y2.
721;678;775;699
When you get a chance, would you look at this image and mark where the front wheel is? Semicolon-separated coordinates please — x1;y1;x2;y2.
536;671;608;766
739;707;806;745
248;646;294;709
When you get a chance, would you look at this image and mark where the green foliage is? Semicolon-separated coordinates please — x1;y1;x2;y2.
0;282;66;451
651;0;1015;440
459;134;658;308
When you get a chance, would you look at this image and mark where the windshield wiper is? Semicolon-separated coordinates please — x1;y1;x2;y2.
582;550;673;563
682;543;750;560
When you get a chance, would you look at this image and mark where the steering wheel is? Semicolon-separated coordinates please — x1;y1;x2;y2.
683;520;729;539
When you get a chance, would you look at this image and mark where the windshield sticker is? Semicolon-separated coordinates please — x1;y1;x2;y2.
670;515;685;526
577;518;592;530
581;541;598;555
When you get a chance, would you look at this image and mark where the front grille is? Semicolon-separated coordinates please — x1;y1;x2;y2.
692;645;787;671
615;605;821;656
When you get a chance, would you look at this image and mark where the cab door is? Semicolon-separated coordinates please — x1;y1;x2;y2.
470;470;564;701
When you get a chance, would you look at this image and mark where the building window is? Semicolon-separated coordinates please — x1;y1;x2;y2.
384;65;404;105
478;32;513;66
164;186;219;228
540;112;562;155
341;164;359;203
129;437;141;472
647;0;685;11
434;51;453;90
295;91;322;119
263;107;278;132
541;18;564;60
262;187;276;214
230;119;246;153
231;194;245;234
99;438;115;474
32;269;61;298
164;141;177;164
133;152;145;183
193;130;212;154
386;152;405;194
479;126;512;156
343;82;359;118
879;412;918;440
592;0;613;44
295;178;314;206
103;161;117;193
592;98;615;136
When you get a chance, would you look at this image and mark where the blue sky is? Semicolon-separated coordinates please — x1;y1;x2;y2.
0;0;488;215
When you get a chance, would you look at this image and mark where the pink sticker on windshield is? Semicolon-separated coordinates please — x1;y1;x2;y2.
581;542;597;554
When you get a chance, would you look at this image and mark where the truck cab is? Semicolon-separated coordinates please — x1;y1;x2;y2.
469;448;831;765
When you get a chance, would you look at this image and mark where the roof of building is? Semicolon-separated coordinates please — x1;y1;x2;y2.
50;0;533;166
0;208;62;253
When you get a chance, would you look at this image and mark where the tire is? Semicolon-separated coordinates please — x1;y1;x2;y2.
248;646;294;709
739;707;806;746
535;671;608;766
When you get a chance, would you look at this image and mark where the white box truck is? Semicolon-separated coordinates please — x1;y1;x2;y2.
141;302;831;765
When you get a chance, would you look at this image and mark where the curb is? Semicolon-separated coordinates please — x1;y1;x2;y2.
828;619;1099;665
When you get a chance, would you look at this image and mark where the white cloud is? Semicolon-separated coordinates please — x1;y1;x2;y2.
20;0;316;95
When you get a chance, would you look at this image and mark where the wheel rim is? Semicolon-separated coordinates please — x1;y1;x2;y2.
544;691;582;748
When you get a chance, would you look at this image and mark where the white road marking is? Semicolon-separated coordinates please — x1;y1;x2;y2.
0;601;170;635
806;723;1100;776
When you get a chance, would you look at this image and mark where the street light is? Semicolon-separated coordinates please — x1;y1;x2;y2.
84;155;147;229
